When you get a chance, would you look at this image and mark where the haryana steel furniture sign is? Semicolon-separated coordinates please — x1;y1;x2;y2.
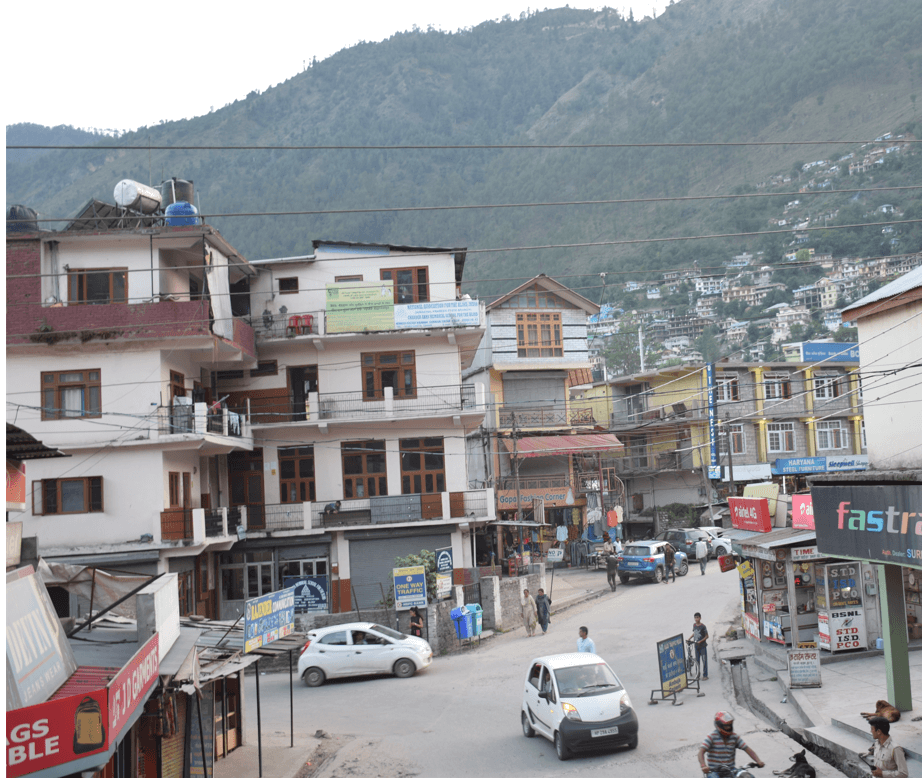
244;587;296;653
811;483;922;569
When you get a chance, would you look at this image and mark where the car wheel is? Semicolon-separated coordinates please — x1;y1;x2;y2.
393;658;416;679
653;566;663;583
620;573;631;585
554;731;570;761
627;734;638;750
521;710;535;738
678;560;689;576
302;667;325;688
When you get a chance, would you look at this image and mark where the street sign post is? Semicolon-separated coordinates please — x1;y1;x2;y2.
393;565;427;610
244;587;296;653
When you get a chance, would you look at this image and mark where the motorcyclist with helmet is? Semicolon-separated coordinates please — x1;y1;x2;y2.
698;711;765;776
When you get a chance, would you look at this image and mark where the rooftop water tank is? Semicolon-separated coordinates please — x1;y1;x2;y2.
165;201;200;227
161;178;195;208
7;205;39;233
113;180;162;214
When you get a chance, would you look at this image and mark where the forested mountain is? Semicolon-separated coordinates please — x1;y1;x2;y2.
7;0;922;300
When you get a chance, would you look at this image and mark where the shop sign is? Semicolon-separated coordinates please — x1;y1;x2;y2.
811;483;922;568
729;497;772;532
825;455;869;472
393;565;427;610
244;587;296;653
791;545;822;561
7;521;23;567
497;488;574;507
718;554;737;573
283;576;329;613
325;281;395;333
394;299;480;329
743;612;760;641
7;458;26;511
743;482;780;515
792;494;815;530
772;457;826;475
801;342;859;362
787;649;822;688
817;613;830;650
436;573;452;600
722;463;771;482
737;560;754;579
655;634;688;694
828;608;866;651
435;547;453;575
108;634;159;742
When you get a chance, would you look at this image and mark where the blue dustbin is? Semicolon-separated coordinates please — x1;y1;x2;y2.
450;605;472;639
466;603;483;635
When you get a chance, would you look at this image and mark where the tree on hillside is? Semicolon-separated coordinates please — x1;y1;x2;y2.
695;325;722;363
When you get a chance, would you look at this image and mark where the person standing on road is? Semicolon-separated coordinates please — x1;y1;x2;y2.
867;716;909;778
663;542;677;583
698;711;764;777
606;552;619;592
535;588;552;635
409;606;424;638
522;588;538;637
693;612;709;680
695;538;709;575
577;626;596;653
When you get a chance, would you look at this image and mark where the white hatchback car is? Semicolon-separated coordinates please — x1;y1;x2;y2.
298;622;433;687
701;527;733;559
521;653;639;760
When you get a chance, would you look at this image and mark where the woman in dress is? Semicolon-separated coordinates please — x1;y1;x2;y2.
522;588;538;637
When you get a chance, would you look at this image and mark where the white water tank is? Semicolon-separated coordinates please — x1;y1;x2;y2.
113;180;162;214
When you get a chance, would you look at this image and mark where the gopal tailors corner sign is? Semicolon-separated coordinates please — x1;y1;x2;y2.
811;483;922;568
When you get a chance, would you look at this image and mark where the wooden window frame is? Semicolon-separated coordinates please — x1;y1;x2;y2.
41;369;101;420
718;423;746;455
715;376;741;402
361;351;416;401
816;420;848;450
341;440;388;499
813;374;843;400
335;275;364;283
67;268;128;305
400;438;446;494
278;446;316;503
763;372;792;401
516;312;563;357
278;277;299;294
380;267;429;304
250;360;278;377
32;476;103;515
168;472;181;507
767;422;796;453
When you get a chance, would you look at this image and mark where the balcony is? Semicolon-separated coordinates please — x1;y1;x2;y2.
497;405;596;429
306;490;494;530
160;506;241;542
252;310;321;342
609;401;704;428
157;401;249;445
609;449;694;474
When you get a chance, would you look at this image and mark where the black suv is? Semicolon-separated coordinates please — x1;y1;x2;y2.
656;528;713;561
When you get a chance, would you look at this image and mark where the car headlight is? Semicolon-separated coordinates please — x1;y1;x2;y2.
620;692;633;714
561;702;582;721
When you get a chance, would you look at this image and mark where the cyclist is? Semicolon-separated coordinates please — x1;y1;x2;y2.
698;711;764;776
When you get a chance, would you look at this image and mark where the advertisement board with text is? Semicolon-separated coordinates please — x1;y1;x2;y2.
244;588;296;653
728;497;772;533
325;282;395;333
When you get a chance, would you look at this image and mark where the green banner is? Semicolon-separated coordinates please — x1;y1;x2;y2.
326;281;395;333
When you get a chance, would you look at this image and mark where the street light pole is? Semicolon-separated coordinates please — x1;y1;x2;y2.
512;412;523;555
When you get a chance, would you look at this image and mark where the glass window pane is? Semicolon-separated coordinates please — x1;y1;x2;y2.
61;387;83;417
113;273;127;303
299;459;314;478
60;372;83;383
85;272;110;302
424;452;443;470
368;454;386;473
380;353;398;365
60;480;85;511
87;386;100;415
404;452;421;470
344;455;363;475
280;460;296;479
247;566;259;597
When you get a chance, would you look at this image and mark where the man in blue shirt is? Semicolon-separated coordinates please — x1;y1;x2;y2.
576;626;596;653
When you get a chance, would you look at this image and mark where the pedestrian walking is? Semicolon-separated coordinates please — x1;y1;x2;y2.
695;538;709;575
576;626;596;653
693;612;709;680
522;588;538;637
663;542;677;583
535;588;552;635
867;716;908;778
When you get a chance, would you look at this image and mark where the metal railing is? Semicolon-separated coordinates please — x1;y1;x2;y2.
252;310;322;341
308;489;492;528
205;509;226;537
157;404;244;437
263;503;306;531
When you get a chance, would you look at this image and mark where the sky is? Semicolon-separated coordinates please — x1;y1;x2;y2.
5;0;664;133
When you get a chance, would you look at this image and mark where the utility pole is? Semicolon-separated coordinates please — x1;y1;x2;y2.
511;412;523;555
638;323;645;373
725;415;737;496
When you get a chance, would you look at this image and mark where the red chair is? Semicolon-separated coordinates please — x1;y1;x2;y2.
300;314;313;333
286;315;302;337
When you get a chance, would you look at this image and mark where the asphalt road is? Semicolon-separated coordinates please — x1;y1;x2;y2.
241;567;841;777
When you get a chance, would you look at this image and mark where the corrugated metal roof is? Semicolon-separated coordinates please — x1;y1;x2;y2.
842;265;922;313
6;423;68;461
739;527;816;549
501;433;623;458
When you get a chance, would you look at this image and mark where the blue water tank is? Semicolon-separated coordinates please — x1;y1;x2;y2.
165;201;199;226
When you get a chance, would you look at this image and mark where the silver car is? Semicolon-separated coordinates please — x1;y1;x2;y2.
297;622;433;687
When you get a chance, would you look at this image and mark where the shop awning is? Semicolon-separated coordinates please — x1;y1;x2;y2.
738;528;817;560
502;433;623;458
489;520;546;528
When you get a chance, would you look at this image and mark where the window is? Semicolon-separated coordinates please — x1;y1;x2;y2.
767;422;796;453
342;440;388;498
813;374;843;400
718;424;746;455
380;267;428;304
763;373;792;402
279;557;328;581
715;376;740;402
33;477;103;515
516;312;563;357
816;420;848;450
335;275;363;283
168;473;181;507
279;446;315;503
67;268;127;304
362;351;416;400
400;438;445;494
250;361;278;377
41;370;101;420
216;369;245;381
278;277;299;294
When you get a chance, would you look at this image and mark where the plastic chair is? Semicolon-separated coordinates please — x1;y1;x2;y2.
300;314;313;333
286;315;302;337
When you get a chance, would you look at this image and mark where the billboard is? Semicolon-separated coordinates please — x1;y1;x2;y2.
244;588;296;653
772;455;868;475
283;576;329;613
801;342;859;363
393;565;427;610
811;483;922;568
325;281;395;333
792;494;815;530
728;496;772;533
394;300;480;329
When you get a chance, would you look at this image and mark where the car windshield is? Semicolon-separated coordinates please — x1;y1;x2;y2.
554;663;623;697
370;624;406;641
623;545;654;557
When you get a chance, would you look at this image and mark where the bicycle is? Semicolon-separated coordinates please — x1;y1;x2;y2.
685;637;701;682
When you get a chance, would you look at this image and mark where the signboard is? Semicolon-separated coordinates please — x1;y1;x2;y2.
435;547;454;575
706;363;718;474
772;456;868;475
737;560;754;579
828;607;866;651
436;573;452;600
743;612;760;641
722;463;772;482
718;555;737;573
707;465;723;480
791;545;823;561
743;482;780;516
546;548;564;562
108;634;160;742
801;342;859;362
497;487;578;508
792;494;815;530
283;576;329;614
825;455;869;472
325;281;395;333
394;300;480;329
7;458;26;511
788;649;822;688
244;587;296;653
656;634;688;694
817;612;830;650
187;684;215;777
393;565;427;610
7;521;23;567
728;497;772;533
811;483;922;568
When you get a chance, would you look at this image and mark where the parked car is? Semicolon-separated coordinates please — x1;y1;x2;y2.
298;622;432;687
618;540;688;584
521;653;639;760
656;527;713;561
701;527;733;559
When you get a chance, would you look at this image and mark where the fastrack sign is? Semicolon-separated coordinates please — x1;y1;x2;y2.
728;496;772;533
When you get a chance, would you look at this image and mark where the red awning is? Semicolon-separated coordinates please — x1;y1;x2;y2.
502;433;623;458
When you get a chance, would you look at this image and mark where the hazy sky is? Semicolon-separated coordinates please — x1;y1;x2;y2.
5;0;665;132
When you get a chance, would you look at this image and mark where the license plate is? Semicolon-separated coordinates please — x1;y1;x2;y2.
626;561;638;567
591;726;618;737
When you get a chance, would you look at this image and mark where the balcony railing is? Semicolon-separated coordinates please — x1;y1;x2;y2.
307;489;493;529
205;509;226;537
263;503;307;531
497;476;570;492
157;403;245;438
498;406;596;429
252;310;322;341
161;508;193;540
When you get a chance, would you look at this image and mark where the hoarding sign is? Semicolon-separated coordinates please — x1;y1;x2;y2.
325;281;395;333
435;547;454;575
792;494;815;530
656;634;687;694
108;634;159;742
788;649;822;688
393;565;427;610
728;497;772;533
743;482;780;515
811;483;922;568
244;587;296;653
394;300;480;329
801;342;859;362
284;576;329;613
772;457;826;475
